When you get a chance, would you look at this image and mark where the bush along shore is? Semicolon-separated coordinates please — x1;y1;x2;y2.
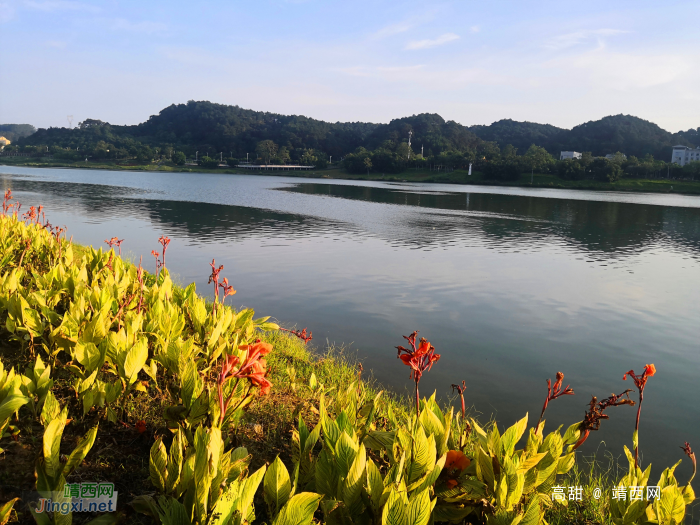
0;191;696;525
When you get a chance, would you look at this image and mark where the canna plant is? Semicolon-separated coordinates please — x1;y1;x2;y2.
29;392;105;525
396;330;440;415
623;363;656;468
0;358;30;451
135;425;268;525
19;354;53;417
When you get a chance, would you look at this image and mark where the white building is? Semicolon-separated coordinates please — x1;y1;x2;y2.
605;153;626;160
671;145;700;166
560;151;582;160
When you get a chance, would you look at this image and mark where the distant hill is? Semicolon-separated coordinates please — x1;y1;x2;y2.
677;127;700;148
0;124;36;143
365;113;482;155
469;119;565;154
470;115;694;160
17;102;697;162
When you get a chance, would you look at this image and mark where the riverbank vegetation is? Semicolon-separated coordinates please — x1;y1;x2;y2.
0;193;697;524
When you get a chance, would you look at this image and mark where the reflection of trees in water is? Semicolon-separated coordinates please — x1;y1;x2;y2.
139;200;359;241
5;176;700;259
282;183;700;258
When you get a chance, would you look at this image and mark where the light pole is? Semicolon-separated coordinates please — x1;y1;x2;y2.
329;155;332;164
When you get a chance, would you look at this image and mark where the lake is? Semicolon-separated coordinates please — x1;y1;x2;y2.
1;165;699;482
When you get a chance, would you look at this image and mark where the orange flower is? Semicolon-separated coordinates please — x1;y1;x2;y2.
135;420;146;434
445;450;470;472
240;341;273;358
445;479;458;489
644;364;656;377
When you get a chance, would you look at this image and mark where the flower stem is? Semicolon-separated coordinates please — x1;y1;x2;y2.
415;380;420;416
634;390;643;469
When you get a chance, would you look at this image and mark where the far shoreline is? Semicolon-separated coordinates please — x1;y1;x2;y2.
2;158;700;196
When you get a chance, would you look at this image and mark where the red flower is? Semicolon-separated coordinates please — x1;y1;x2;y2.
135;420;146;434
445;450;470;471
396;331;440;414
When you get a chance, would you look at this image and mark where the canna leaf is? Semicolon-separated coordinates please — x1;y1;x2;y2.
264;456;293;519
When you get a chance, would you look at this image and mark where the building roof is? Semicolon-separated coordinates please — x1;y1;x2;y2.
0;136;10;144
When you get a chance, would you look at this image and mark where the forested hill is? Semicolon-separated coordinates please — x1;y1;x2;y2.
468;119;565;153
20;101;380;160
15;101;699;161
469;115;697;159
0;124;36;142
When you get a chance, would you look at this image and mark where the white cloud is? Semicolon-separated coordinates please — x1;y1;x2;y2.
543;28;628;51
371;21;414;40
470;25;480;33
46;40;66;48
23;1;99;13
112;18;167;34
405;33;459;50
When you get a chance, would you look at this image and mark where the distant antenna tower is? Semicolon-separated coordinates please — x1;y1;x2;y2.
407;130;412;160
67;115;73;128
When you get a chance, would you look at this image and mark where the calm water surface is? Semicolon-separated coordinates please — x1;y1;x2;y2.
1;165;699;483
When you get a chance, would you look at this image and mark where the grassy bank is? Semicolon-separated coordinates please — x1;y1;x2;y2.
3;156;700;195
0;204;695;524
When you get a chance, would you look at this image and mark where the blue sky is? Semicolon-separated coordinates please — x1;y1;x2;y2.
1;0;699;131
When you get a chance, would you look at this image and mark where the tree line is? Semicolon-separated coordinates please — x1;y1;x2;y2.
9;101;700;181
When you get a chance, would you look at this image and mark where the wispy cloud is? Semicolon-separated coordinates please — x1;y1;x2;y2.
372;20;415;40
544;28;628;51
24;1;99;13
112;18;167;35
405;33;459;50
470;25;480;33
46;40;66;48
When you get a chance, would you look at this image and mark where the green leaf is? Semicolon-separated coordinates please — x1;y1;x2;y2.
273;492;323;525
406;489;431;525
562;422;582;446
501;414;528;456
0;394;29;425
62;425;98;478
0;498;19;525
42;407;67;482
150;438;168;492
237;464;266;520
124;337;148;385
381;489;407;525
264;456;292;519
335;432;358;479
342;443;366;516
659;485;686;524
366;459;384;513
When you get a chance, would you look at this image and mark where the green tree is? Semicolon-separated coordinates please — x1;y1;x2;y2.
556;159;585;180
198;156;218;169
501;144;518;160
682;161;700;180
363;156;372;175
523;144;554;172
172;151;186;165
256;140;278;164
